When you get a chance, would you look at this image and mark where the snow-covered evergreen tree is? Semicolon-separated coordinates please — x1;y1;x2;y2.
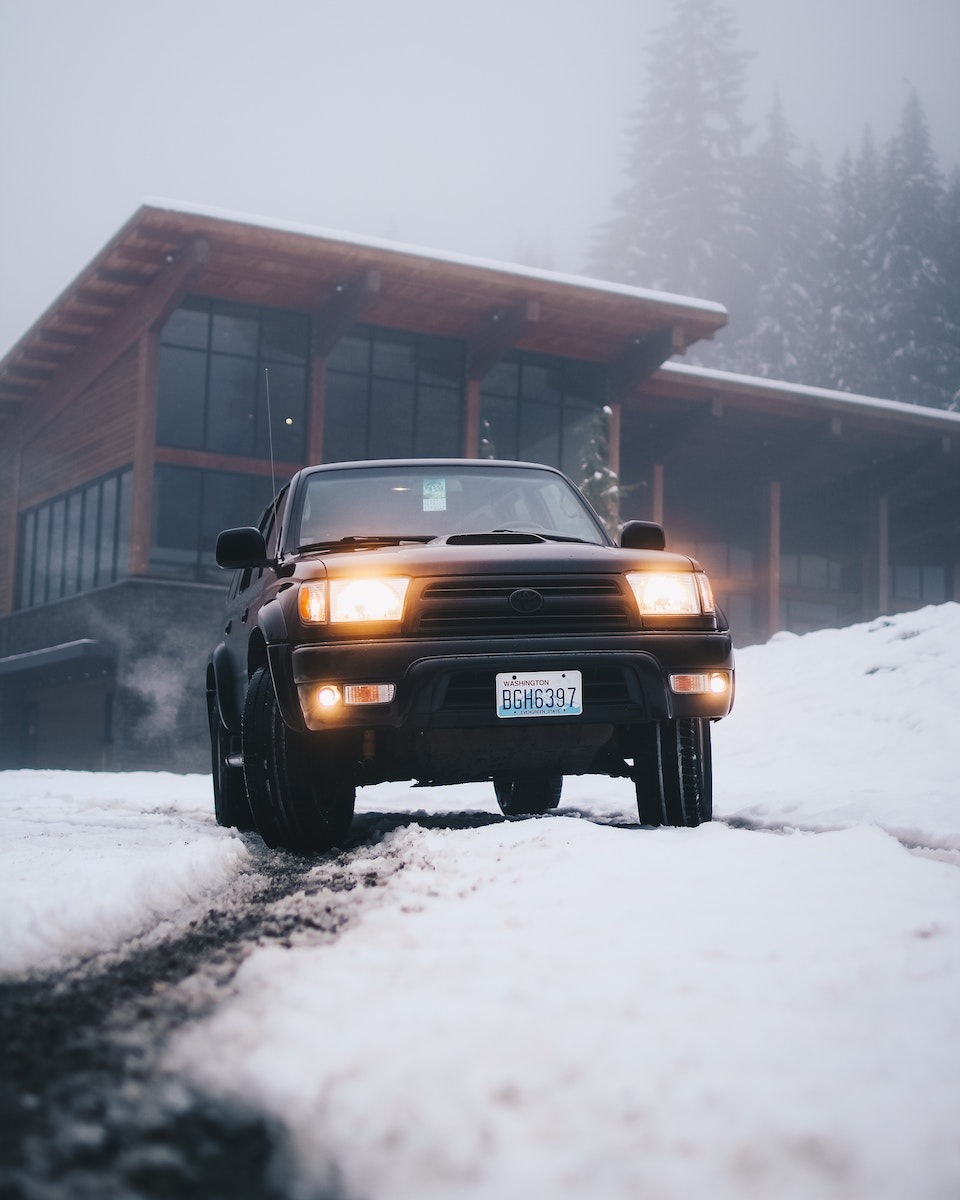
819;130;886;395
876;89;954;408
588;0;752;310
730;96;827;381
939;170;960;410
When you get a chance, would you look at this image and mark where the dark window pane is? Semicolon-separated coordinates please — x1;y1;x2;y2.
97;477;118;586
418;336;464;387
482;358;520;397
160;299;210;349
519;400;560;466
415;386;460;457
324;372;369;463
370;379;415;458
64;492;83;596
80;486;99;592
372;331;416;381
201;473;257;579
521;360;562;405
563;360;606;403
922;566;945;602
257;363;307;464
116;470;132;579
211;301;259;356
18;510;36;608
326;329;370;374
151;466;202;578
48;499;66;601
35;507;50;603
207;354;258;456
479;395;517;460
261;309;310;364
157;346;206;449
561;404;601;479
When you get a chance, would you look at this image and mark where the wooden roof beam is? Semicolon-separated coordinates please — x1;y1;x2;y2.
466;299;540;380
312;269;381;357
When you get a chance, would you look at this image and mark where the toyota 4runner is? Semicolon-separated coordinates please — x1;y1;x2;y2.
207;459;734;851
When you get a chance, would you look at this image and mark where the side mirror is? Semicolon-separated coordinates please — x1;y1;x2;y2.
216;526;269;570
620;520;666;552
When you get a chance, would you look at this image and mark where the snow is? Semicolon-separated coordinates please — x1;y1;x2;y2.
659;360;960;426
141;197;729;316
3;602;960;1197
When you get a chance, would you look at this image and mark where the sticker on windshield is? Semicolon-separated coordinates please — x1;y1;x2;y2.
423;478;446;512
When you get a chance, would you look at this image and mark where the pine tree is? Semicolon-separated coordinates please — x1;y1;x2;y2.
934;168;960;410
820;129;886;395
727;96;826;381
876;89;953;407
588;0;752;310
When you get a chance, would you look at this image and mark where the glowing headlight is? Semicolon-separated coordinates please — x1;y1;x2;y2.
330;577;410;623
626;571;712;616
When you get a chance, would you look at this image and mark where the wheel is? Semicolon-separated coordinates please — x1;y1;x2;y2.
632;718;712;828
241;667;356;852
493;772;563;817
209;701;254;830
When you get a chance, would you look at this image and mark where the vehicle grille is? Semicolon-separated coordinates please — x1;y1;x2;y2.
416;576;632;635
438;666;634;713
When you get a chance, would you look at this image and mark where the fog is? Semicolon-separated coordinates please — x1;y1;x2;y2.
0;0;957;358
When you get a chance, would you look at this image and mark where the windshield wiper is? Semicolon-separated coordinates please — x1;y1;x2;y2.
297;534;435;553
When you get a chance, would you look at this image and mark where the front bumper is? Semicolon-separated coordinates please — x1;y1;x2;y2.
268;630;735;734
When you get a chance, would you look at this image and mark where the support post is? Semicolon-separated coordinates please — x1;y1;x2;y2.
129;331;159;576
765;480;781;638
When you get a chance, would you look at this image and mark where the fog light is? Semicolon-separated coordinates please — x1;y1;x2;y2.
670;672;729;695
316;685;341;709
343;683;395;706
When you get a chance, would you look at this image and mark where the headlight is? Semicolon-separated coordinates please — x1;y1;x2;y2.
626;571;713;616
330;577;409;623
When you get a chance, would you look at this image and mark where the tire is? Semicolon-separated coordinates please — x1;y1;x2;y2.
632;718;712;828
493;772;563;817
209;702;254;831
241;667;356;852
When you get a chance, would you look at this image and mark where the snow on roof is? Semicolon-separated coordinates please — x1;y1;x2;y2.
658;360;960;427
142;197;729;319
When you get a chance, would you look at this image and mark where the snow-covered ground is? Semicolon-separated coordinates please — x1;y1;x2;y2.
2;603;959;1198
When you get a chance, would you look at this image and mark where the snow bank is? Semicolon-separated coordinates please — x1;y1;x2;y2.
169;817;960;1200
0;771;249;976
713;602;960;847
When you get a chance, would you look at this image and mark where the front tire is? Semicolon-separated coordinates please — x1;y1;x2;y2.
632;718;712;828
209;702;254;831
493;772;563;817
242;667;355;852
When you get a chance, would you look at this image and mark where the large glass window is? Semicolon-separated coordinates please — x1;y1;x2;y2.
479;351;606;479
323;325;464;463
16;469;132;609
150;465;275;582
158;297;310;463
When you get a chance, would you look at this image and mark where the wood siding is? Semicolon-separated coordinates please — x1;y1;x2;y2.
19;346;139;511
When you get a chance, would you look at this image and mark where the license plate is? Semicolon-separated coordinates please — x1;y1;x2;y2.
496;670;582;719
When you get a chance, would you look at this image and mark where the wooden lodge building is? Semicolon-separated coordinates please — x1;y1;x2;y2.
1;201;958;770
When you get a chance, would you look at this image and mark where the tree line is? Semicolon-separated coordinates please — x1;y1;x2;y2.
587;0;960;411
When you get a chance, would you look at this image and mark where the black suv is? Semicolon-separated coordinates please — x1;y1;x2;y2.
207;459;734;851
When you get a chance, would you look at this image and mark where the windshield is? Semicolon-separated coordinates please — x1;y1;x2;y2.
295;464;607;548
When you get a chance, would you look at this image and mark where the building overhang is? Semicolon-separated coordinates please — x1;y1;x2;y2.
0;639;115;681
0;200;728;425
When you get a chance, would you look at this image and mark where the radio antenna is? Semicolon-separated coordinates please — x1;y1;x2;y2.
264;366;278;516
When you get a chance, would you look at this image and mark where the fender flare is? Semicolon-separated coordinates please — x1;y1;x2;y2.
211;643;242;734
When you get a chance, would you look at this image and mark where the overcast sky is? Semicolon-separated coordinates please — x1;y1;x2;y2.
1;0;957;358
